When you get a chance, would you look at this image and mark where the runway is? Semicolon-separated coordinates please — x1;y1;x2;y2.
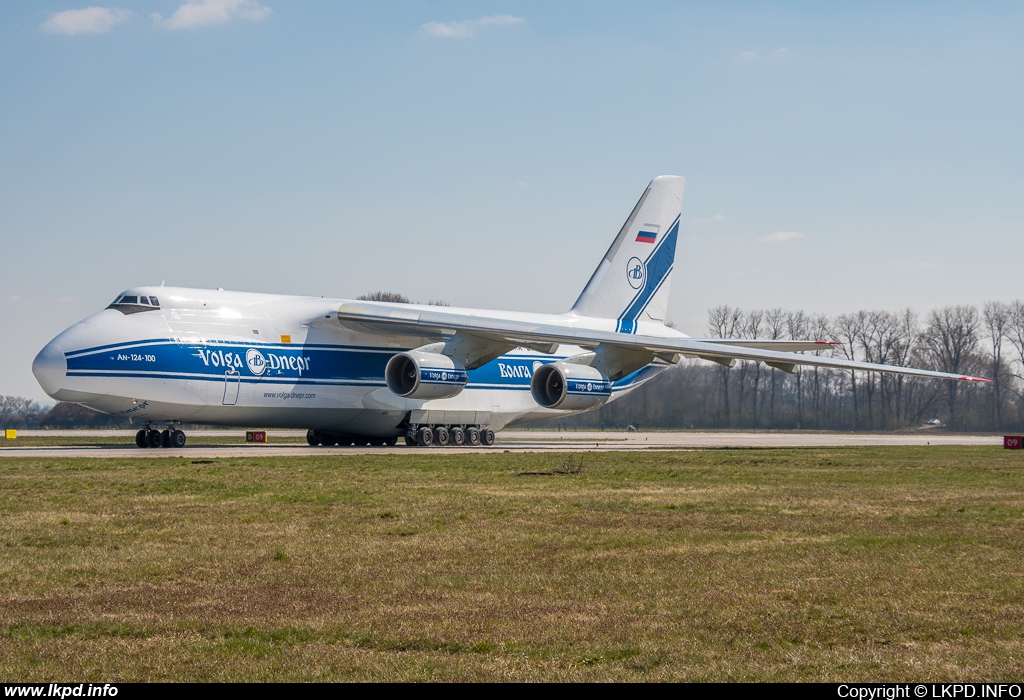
0;429;1003;458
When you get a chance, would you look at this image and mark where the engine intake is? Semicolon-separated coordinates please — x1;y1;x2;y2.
385;351;468;400
530;362;612;410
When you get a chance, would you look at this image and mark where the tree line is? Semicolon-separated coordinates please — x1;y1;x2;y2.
0;396;133;429
545;302;1024;432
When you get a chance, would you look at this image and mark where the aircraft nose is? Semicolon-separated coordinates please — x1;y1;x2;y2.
32;339;68;399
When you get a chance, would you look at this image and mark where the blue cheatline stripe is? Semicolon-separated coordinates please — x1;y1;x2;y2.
64;372;654;393
65;339;173;357
66;340;561;360
66;339;406;359
616;215;680;333
66;371;387;387
62;337;665;394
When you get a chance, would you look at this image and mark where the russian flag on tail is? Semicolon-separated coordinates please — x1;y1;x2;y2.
635;230;657;244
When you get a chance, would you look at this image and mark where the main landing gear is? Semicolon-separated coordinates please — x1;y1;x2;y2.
404;424;495;448
135;424;187;449
304;425;496;448
306;430;399;447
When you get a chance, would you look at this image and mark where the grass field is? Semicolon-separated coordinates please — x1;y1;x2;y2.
0;446;1022;681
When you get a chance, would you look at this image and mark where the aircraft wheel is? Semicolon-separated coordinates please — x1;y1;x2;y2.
404;432;417;446
433;426;450;447
384;436;398;446
416;426;434;447
306;429;320;446
450;427;465;447
135;429;147;448
147;430;162;448
171;430;187;448
160;429;171;448
321;434;338;446
481;428;495;447
466;427;481;446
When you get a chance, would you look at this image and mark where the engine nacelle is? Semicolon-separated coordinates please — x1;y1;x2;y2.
530;362;612;410
385;351;468;400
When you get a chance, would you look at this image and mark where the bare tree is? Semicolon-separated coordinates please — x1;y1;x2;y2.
707;305;742;424
786;310;809;426
888;308;919;425
920;305;981;428
0;396;44;428
764;308;786;424
834;312;867;429
983;301;1009;428
1004;300;1024;424
357;291;412;303
741;309;764;425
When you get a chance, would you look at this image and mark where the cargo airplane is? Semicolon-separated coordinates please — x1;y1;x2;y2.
32;177;989;448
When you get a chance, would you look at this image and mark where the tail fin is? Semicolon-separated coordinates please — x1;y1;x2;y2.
571;176;685;332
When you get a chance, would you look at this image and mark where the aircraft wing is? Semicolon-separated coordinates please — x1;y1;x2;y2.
691;339;841;352
335;301;991;383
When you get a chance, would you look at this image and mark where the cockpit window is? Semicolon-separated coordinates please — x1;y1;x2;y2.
107;294;161;314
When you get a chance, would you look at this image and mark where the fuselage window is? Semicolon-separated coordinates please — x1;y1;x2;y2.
149;296;160;307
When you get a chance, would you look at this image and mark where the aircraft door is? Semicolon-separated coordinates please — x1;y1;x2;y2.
222;368;240;405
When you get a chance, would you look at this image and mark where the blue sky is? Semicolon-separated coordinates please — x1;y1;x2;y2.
2;1;1023;401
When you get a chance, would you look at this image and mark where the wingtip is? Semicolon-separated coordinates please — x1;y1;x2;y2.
960;375;993;383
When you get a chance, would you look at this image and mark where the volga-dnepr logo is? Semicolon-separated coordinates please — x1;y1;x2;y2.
626;256;645;290
193;346;311;376
246;348;267;376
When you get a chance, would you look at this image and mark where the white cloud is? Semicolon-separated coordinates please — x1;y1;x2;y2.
695;213;726;223
6;294;22;302
420;15;526;39
152;0;271;30
759;231;806;243
736;48;791;64
42;7;132;35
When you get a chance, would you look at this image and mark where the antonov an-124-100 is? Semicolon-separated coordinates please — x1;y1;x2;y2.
32;177;990;448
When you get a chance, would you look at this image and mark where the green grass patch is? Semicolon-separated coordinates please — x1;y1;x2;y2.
0;446;1021;680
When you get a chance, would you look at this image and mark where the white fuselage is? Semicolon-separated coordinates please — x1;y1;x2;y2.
33;286;681;436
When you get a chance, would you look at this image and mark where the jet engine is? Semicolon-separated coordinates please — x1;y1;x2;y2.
385;350;468;400
530;362;612;410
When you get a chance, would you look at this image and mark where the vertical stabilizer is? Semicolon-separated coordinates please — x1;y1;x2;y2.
571;176;684;332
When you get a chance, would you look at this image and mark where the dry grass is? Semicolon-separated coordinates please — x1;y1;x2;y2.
0;446;1022;681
